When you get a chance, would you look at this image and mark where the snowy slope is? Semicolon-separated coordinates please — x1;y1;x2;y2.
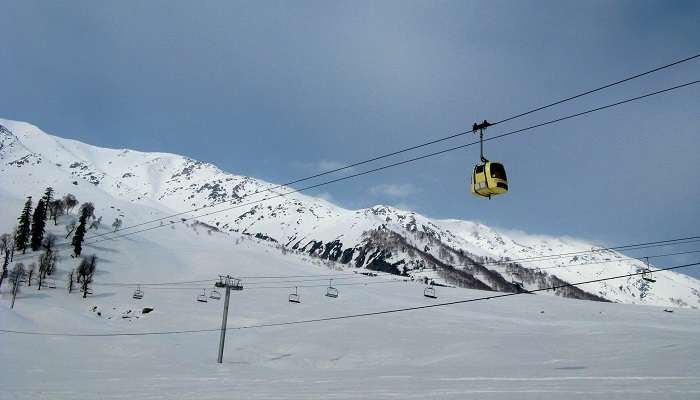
1;209;700;399
2;118;700;399
1;118;700;308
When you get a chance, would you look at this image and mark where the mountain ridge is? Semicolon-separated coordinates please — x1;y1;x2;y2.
2;117;699;308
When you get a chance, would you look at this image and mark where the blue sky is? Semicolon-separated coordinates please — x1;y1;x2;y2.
2;1;699;274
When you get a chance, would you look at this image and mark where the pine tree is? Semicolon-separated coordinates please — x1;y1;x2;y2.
30;199;48;251
72;206;90;256
15;197;33;254
42;187;54;204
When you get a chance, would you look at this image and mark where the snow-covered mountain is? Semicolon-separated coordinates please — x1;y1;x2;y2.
2;117;699;308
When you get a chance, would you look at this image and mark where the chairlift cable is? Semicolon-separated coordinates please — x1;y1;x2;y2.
7;78;699;262
77;53;700;240
3;261;698;337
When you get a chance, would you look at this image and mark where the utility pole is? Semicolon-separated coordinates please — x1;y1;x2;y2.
216;275;243;364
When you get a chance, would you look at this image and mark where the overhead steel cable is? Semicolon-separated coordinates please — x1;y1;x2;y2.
36;244;700;289
490;53;700;125
88;274;401;288
534;249;700;272
79;249;700;291
2;261;698;337
455;236;700;268
77;80;700;247
8;78;700;264
34;242;700;290
75;53;700;242
103;279;411;291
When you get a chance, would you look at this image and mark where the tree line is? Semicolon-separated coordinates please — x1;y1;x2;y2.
0;187;118;306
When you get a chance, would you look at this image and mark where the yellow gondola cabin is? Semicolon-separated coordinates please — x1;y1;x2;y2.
471;161;508;199
470;120;508;199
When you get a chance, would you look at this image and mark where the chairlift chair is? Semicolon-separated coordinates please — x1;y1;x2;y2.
209;289;221;300
325;279;339;298
197;289;208;303
642;270;656;283
424;286;437;299
642;257;657;283
289;286;301;303
132;285;144;300
46;278;57;289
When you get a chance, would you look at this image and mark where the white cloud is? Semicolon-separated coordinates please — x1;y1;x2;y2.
369;183;418;198
317;160;352;172
294;160;355;174
316;192;335;202
393;202;419;212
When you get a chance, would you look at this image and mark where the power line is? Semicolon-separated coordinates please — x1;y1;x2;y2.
19;234;700;290
8;78;700;265
455;236;700;268
2;261;698;337
57;53;697;246
535;249;700;272
88;274;403;289
68;79;700;251
48;248;700;292
491;53;700;125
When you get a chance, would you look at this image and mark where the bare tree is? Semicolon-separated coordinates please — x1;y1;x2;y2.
65;221;76;239
26;263;35;287
89;216;102;231
111;218;123;232
48;199;66;225
38;250;57;290
77;255;97;298
63;194;78;214
0;234;14;289
67;269;75;294
42;235;59;276
43;234;57;254
0;233;9;255
9;263;25;309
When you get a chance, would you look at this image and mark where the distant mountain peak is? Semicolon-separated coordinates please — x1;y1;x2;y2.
1;117;699;308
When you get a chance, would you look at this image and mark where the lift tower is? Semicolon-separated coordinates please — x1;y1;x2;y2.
215;275;243;364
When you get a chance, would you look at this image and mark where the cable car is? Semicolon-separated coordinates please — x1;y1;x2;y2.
424;286;437;299
132;285;144;300
470;120;508;199
325;280;339;298
289;286;301;303
197;289;208;303
209;289;221;300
